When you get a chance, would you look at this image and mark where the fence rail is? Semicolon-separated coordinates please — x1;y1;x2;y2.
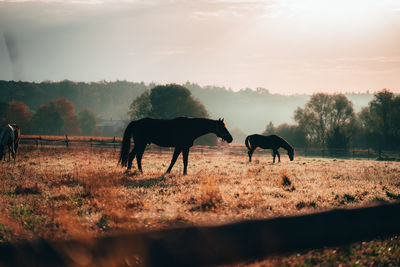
1;202;399;266
19;135;399;160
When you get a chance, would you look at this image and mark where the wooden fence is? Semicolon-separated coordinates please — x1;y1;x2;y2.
1;202;399;266
19;135;399;160
20;135;121;150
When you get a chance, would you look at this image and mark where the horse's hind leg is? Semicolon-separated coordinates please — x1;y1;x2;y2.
7;144;11;161
276;150;281;162
166;147;182;174
248;149;254;162
127;146;137;170
135;144;146;173
272;150;276;163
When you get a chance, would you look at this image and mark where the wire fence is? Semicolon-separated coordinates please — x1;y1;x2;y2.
20;135;400;161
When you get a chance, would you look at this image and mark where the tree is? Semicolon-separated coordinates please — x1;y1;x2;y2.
330;94;355;129
50;98;80;135
30;98;80;135
31;104;63;135
149;84;209;118
128;90;151;120
294;93;355;148
358;89;400;150
4;101;32;132
327;127;351;154
263;122;275;136
78;108;101;136
0;102;8;125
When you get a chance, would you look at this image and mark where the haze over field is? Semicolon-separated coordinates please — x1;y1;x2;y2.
1;0;400;94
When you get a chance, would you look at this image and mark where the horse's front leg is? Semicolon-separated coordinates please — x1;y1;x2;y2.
276;150;281;162
166;147;182;174
272;150;276;163
14;143;18;160
182;147;190;175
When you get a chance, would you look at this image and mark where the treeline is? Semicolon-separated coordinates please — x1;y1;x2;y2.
263;89;400;152
0;80;147;121
1;98;100;136
0;80;373;134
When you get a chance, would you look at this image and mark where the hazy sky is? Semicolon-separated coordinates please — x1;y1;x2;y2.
1;0;400;94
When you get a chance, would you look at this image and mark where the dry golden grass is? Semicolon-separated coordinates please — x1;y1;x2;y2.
1;145;400;265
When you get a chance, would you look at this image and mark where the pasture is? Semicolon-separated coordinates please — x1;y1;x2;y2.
1;145;400;266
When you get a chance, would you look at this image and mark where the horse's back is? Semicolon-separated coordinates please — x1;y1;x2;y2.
131;117;192;147
248;134;282;149
134;117;189;132
0;125;13;142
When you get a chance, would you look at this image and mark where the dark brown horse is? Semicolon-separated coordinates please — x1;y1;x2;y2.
245;134;294;163
119;117;233;175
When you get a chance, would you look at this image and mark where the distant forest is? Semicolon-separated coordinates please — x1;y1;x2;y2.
0;80;373;135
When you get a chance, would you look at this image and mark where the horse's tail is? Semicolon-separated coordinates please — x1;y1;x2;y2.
119;121;135;167
245;135;251;150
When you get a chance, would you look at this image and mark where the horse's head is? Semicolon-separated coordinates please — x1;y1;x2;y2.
216;118;233;143
288;147;294;161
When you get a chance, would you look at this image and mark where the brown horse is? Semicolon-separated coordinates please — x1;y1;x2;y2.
245;134;294;163
119;117;233;175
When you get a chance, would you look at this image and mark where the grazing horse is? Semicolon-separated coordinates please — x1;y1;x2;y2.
0;124;16;161
245;134;294;163
119;117;233;175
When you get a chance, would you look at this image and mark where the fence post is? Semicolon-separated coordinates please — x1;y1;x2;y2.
65;135;69;148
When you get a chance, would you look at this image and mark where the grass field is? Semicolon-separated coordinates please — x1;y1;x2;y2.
0;145;400;266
